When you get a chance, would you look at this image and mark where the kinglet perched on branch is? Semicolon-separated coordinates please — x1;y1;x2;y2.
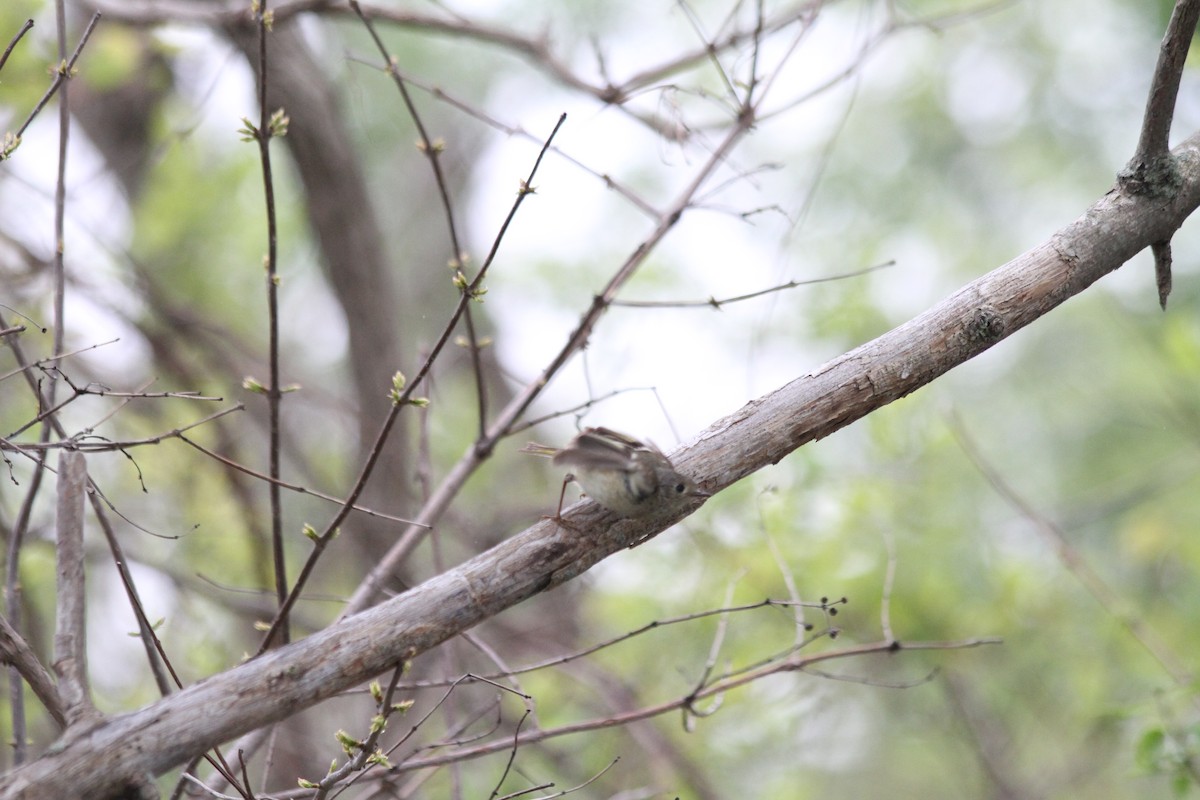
521;426;710;517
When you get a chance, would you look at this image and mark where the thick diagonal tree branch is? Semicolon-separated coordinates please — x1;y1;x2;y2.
4;125;1199;799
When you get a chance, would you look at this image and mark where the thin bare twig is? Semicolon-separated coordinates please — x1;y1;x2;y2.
0;337;120;384
610;261;894;308
49;0;70;408
681;574;741;731
4;404;243;455
675;0;740;108
878;527;897;644
389;636;1001;775
518;758;617;800
0;19;34;74
396;597;825;690
494;780;553;800
507;387;653;434
178;433;426;526
381;674;514;765
756;489;811;646
382;70;657;217
487;708;530;799
88;494;177;696
12;12;100;142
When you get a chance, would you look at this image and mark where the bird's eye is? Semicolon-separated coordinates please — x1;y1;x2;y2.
674;482;686;494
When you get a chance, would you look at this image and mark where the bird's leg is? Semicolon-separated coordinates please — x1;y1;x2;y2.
542;473;584;532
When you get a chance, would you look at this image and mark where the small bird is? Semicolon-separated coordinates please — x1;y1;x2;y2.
521;426;710;517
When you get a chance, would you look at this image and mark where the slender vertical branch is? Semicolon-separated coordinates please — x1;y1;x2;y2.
50;0;68;405
5;450;42;765
2;314;57;761
52;450;94;726
252;0;290;647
